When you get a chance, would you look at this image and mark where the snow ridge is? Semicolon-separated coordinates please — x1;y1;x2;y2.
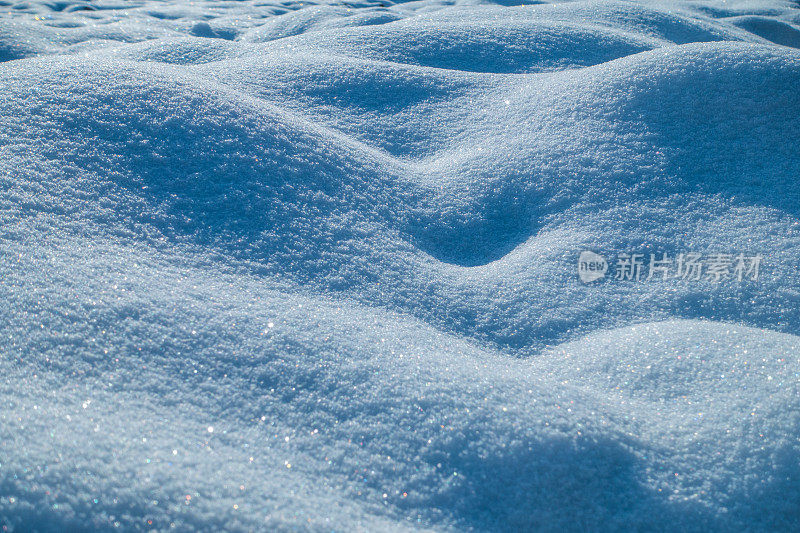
1;0;800;531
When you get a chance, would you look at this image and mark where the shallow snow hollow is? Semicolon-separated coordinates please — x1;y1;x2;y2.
1;0;799;531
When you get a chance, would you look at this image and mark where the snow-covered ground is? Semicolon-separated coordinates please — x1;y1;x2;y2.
1;0;799;530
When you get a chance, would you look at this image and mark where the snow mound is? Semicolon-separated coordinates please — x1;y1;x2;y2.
1;0;800;531
3;245;799;530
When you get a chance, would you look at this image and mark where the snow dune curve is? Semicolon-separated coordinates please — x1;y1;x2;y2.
1;0;800;530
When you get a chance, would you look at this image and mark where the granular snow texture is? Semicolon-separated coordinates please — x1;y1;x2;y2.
1;0;799;531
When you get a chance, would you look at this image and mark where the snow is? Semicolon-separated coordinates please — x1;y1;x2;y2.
1;0;799;530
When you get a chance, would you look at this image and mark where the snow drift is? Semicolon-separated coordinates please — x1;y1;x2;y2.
1;0;799;530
